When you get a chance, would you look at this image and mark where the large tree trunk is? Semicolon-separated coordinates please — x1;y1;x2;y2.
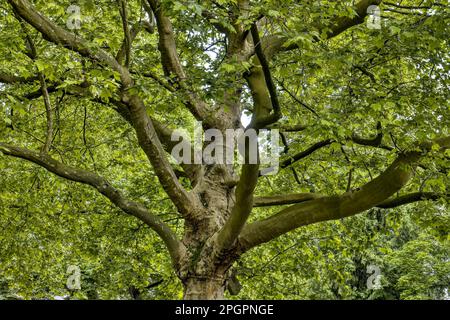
176;163;239;300
183;277;226;300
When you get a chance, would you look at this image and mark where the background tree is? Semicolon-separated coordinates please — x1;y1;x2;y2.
0;0;448;299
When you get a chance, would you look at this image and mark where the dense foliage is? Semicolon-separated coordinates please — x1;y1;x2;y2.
0;0;448;299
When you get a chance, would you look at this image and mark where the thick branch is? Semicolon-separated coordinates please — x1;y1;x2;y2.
262;0;383;59
147;0;185;79
0;142;184;266
216;163;260;252
7;0;130;83
122;94;199;218
151;118;202;184
216;130;261;251
324;0;383;39
21;80;201;184
111;98;203;188
238;136;450;253
250;23;282;127
7;0;199;216
146;0;215;127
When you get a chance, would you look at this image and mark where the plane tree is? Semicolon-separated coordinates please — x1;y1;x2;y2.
0;0;448;299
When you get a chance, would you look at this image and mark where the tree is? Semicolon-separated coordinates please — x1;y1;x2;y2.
0;0;448;299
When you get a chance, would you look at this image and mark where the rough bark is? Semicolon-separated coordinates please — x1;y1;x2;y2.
183;278;226;300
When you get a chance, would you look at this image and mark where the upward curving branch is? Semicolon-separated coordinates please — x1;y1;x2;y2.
216;163;260;252
147;0;185;79
7;0;199;219
0;142;184;266
121;94;198;218
238;136;450;254
146;0;215;127
249;23;282;127
262;0;383;60
7;0;129;81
